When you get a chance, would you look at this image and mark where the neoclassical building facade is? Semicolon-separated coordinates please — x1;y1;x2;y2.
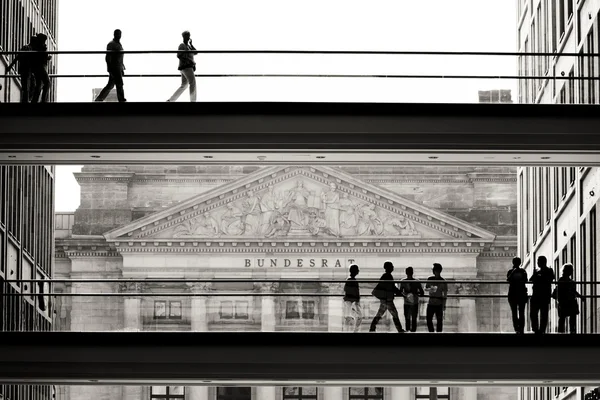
54;164;518;400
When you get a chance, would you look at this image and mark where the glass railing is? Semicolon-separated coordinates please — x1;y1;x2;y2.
2;278;598;333
0;49;598;103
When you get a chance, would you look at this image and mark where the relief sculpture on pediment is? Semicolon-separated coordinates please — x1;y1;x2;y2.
169;178;422;239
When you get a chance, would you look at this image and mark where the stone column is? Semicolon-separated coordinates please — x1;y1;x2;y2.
323;387;344;400
256;387;277;400
456;283;479;333
391;387;412;400
187;283;212;332
323;283;345;332
119;282;142;331
122;386;142;400
255;282;279;331
188;386;209;400
462;387;478;400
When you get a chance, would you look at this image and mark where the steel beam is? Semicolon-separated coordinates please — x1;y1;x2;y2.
0;332;599;385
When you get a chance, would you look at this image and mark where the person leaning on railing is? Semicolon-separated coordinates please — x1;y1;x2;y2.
6;35;37;103
507;257;528;334
552;263;583;334
31;33;52;103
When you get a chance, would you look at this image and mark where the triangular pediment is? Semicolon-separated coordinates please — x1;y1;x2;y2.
104;166;496;243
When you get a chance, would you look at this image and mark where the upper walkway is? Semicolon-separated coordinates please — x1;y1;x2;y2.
1;102;600;165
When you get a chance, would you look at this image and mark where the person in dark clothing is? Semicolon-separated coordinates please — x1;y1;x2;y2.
343;264;363;332
529;255;555;334
167;30;198;102
30;33;51;103
7;35;37;103
400;266;424;332
370;261;405;332
552;263;582;334
425;263;448;332
95;29;126;102
507;256;528;334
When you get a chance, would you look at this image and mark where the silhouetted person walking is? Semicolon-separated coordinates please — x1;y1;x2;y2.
95;29;126;102
167;30;198;102
529;255;555;334
553;263;582;334
400;266;424;332
370;261;405;332
425;263;447;332
343;264;363;332
31;33;51;103
507;256;528;334
7;35;37;103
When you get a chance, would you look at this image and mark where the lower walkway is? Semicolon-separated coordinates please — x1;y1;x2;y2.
0;332;597;385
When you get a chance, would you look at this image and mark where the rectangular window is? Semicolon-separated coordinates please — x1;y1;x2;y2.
566;0;572;22
154;300;167;319
554;168;560;211
545;168;550;223
550;0;557;52
217;387;251;400
286;300;316;320
561;167;568;197
283;387;318;400
169;301;182;319
220;301;234;319
558;0;565;40
590;207;597;333
349;388;384;400
235;301;249;319
415;387;450;400
150;387;185;400
580;220;587;333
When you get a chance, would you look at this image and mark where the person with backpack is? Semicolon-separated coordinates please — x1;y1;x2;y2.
425;263;448;332
507;257;528;334
167;30;198;102
343;264;363;332
552;263;582;334
369;261;405;333
400;266;424;332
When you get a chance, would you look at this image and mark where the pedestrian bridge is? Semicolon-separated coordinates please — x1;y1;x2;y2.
0;332;598;385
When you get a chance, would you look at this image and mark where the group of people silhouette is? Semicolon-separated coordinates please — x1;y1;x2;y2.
343;261;448;333
342;256;582;334
7;33;51;103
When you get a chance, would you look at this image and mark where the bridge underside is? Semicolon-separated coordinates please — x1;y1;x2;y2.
0;332;598;385
1;102;600;165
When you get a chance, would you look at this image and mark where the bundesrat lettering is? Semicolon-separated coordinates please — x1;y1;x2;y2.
244;258;355;268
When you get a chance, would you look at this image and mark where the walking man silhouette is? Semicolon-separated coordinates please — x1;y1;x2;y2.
95;29;126;102
529;255;555;334
507;257;528;334
369;261;405;333
167;30;198;102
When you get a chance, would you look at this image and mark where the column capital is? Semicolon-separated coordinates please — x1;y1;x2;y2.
321;282;345;294
187;282;213;293
454;282;479;296
118;282;143;296
254;282;279;293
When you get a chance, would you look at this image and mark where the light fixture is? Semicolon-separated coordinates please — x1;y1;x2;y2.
428;156;438;159
203;155;213;159
8;155;16;158
541;156;551;159
513;156;521;159
34;155;43;158
316;156;326;159
90;155;101;158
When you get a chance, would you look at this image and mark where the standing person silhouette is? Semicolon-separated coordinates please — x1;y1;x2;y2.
553;263;582;334
343;264;363;332
31;33;51;103
425;263;448;332
507;257;528;334
95;29;126;102
369;261;405;333
400;266;424;332
529;255;555;334
7;35;37;103
167;30;198;102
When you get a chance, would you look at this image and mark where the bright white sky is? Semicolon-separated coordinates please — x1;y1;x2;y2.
54;0;518;211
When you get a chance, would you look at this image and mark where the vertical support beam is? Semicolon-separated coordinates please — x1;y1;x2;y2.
456;283;479;333
391;387;412;400
324;283;344;332
188;386;209;400
324;387;344;400
256;386;277;400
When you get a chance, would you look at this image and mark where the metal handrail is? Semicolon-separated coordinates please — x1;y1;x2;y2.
2;293;599;298
3;279;599;284
0;49;598;56
1;73;598;80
